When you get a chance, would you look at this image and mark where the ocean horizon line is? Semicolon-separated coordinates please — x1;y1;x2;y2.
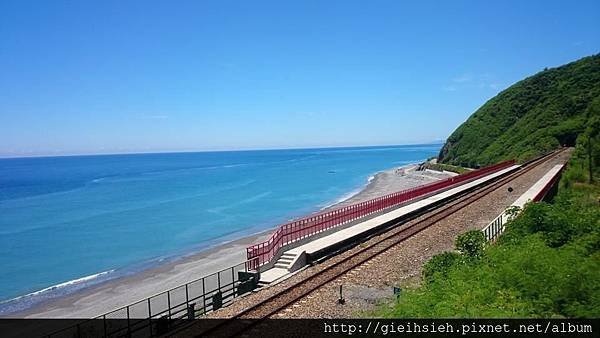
0;141;445;160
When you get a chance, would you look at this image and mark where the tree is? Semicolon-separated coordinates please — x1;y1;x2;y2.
584;114;600;183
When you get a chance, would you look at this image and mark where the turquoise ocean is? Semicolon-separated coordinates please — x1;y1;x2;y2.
0;144;441;314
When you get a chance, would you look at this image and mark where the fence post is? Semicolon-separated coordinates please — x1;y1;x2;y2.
167;291;171;319
148;298;153;337
231;267;236;297
202;278;206;314
185;284;189;309
217;271;221;293
103;315;107;338
127;306;131;337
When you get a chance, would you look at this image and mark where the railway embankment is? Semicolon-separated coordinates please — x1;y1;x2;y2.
374;149;598;318
205;150;571;320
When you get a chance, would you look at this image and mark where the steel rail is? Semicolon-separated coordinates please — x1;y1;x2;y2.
240;151;561;318
175;149;564;337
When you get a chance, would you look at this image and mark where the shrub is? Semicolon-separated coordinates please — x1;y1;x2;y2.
422;251;462;283
455;230;486;259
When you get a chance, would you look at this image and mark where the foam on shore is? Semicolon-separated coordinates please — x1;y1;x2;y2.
0;270;116;315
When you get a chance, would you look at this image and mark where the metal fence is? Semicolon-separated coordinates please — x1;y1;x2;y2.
247;159;516;269
482;161;566;242
45;258;259;338
482;213;505;242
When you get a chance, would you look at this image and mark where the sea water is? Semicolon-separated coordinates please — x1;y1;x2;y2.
0;144;441;313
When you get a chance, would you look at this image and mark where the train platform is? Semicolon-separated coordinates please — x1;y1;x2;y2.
482;163;566;241
259;164;521;284
511;164;565;207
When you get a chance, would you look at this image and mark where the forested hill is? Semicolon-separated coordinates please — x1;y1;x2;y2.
438;54;600;167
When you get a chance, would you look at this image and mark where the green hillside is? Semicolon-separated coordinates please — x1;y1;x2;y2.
439;54;600;167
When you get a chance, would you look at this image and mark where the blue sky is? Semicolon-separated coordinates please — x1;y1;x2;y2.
0;0;598;157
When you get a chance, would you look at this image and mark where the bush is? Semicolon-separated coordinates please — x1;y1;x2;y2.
455;230;486;259
562;164;586;188
422;251;461;283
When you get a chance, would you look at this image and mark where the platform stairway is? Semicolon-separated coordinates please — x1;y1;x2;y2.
257;251;300;287
274;252;298;269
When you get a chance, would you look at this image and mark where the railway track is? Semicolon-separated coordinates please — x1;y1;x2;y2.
174;149;565;336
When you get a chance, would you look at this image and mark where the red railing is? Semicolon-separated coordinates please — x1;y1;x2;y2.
246;159;516;270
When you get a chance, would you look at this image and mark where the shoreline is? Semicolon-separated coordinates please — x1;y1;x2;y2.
9;160;452;318
9;228;274;318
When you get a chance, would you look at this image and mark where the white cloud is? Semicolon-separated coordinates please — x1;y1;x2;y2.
298;111;319;117
452;74;472;83
138;115;169;120
444;72;504;92
442;85;457;92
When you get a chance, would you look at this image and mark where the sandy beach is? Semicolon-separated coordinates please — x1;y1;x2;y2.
333;164;453;208
13;162;453;318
